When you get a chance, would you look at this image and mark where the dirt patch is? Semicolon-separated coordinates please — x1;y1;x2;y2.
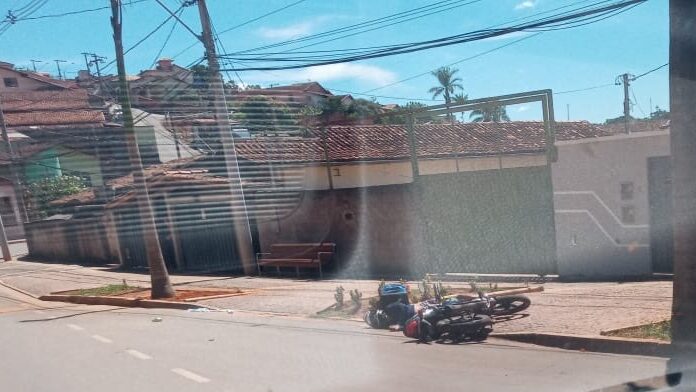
57;286;245;302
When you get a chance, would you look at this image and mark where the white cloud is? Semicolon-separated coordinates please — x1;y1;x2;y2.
516;105;530;113
243;63;397;87
298;63;397;85
258;22;314;40
515;0;537;10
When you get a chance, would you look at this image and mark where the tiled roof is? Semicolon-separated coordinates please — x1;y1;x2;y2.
1;90;105;128
1;90;93;111
3;111;105;127
235;121;612;163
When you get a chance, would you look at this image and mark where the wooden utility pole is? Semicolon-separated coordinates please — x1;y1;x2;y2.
196;0;256;274
615;73;633;134
110;0;174;298
53;60;66;80
669;0;696;386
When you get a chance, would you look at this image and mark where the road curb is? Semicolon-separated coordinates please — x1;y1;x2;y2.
39;294;209;310
491;332;672;357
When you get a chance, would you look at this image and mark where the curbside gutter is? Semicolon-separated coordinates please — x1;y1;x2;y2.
492;332;672;358
39;294;210;310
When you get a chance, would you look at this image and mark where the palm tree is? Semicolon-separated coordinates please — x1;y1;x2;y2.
429;67;463;122
453;92;468;122
469;105;511;122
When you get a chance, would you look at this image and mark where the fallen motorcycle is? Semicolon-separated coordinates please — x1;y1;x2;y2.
403;299;494;342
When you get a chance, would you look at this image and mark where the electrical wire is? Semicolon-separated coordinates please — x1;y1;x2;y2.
553;83;616;95
363;32;542;94
630;87;646;117
102;4;186;72
230;0;484;56
218;0;647;71
11;0;147;21
153;0;200;41
171;0;308;61
631;62;668;81
228;0;634;62
150;9;183;68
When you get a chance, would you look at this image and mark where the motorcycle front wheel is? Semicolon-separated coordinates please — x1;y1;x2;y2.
492;295;531;316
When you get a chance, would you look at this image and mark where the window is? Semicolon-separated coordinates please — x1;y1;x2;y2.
621;205;636;224
620;182;634;200
3;77;18;88
0;197;17;226
332;167;341;176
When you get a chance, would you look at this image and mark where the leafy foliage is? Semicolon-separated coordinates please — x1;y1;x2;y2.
231;95;299;135
26;175;87;219
470;105;511;122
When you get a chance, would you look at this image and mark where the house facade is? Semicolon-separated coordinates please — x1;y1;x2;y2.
0;61;75;93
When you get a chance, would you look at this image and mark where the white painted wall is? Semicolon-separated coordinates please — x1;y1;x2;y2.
551;131;671;278
299;153;547;190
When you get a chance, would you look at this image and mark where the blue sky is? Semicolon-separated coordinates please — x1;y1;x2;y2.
1;0;668;123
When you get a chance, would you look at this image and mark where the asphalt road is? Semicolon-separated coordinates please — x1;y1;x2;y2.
0;286;667;392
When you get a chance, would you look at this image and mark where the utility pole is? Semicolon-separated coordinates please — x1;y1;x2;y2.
616;73;634;134
89;54;106;78
81;53;92;75
53;60;67;80
0;102;16;261
196;0;256;274
566;104;570;121
668;0;696;387
110;0;175;298
29;60;42;72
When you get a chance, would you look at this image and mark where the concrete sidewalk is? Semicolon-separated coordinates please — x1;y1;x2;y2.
0;259;672;337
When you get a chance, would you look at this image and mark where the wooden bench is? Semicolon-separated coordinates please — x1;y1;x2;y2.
256;243;336;278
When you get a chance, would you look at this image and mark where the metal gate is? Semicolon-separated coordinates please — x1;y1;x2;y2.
648;156;673;273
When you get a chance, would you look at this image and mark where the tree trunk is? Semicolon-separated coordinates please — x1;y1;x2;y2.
669;0;696;386
110;0;174;299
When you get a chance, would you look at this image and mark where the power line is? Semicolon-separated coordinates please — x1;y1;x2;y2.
218;0;647;71
631;62;668;81
630;86;646;117
10;0;147;21
171;0;307;60
230;0;483;56
102;4;187;72
553;83;616;95
153;0;200;41
363;32;542;94
150;9;182;68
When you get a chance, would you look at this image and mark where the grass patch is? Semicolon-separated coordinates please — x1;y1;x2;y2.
76;284;141;297
603;320;671;341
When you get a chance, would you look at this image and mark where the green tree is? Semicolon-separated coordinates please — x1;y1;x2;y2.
650;106;670;120
25;175;87;219
231;96;299;135
428;66;463;122
470;105;511;122
453;92;468;121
